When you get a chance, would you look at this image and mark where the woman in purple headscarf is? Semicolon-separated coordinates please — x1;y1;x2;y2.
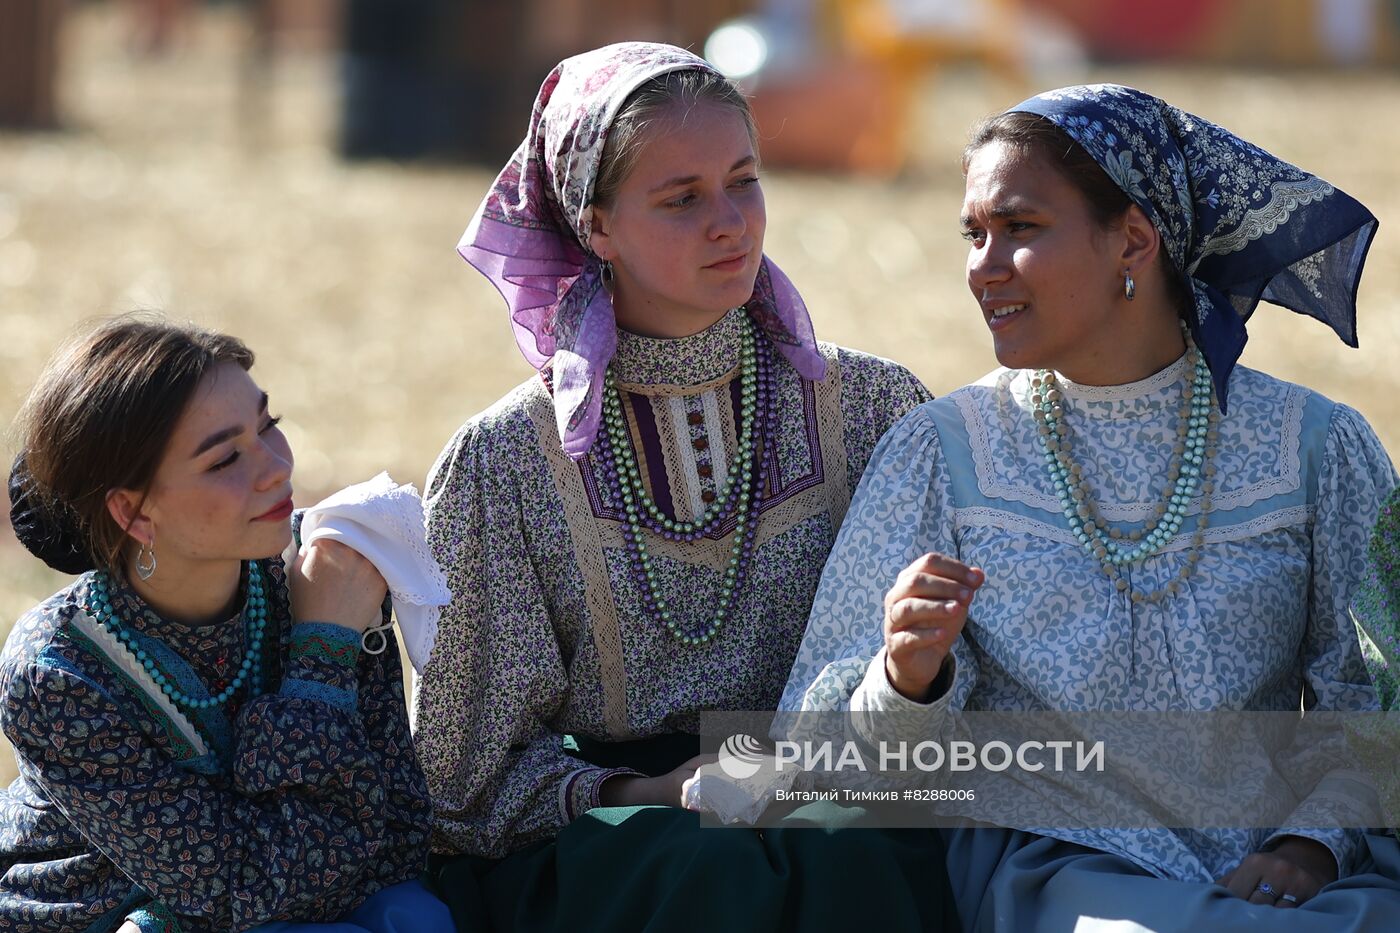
411;42;958;931
782;84;1400;930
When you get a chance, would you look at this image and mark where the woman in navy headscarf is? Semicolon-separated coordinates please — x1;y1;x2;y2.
782;84;1400;930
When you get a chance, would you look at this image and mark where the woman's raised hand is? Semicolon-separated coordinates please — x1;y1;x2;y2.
883;553;984;701
288;539;389;635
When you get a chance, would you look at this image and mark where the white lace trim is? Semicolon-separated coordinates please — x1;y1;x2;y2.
1054;353;1191;405
701;388;732;501
666;395;705;519
1189;177;1335;269
954;503;1313;551
68;609;210;757
956;374;1307;519
1222;382;1306;509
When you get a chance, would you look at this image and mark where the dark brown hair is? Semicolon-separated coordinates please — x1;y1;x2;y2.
591;68;758;209
15;314;254;575
964;111;1194;315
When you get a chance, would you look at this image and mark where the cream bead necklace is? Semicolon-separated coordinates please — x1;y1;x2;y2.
1031;328;1220;604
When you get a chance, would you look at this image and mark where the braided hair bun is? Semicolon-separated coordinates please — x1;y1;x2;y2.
8;452;94;575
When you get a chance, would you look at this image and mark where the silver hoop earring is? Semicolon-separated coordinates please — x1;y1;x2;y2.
1124;270;1136;302
136;539;157;581
600;259;615;292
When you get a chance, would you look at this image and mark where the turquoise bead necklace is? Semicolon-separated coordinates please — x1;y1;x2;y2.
87;561;268;709
1032;325;1220;603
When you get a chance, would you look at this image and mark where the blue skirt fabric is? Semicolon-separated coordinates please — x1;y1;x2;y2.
943;826;1400;932
247;879;453;933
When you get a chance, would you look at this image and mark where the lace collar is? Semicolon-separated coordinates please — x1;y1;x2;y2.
1020;352;1194;420
609;307;746;387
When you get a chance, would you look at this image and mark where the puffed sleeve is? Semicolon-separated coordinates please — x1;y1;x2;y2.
414;417;637;859
0;621;413;932
779;402;980;731
832;348;933;487
1266;402;1398;875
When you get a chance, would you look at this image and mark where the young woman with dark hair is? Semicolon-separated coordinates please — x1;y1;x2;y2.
0;315;450;933
783;84;1400;930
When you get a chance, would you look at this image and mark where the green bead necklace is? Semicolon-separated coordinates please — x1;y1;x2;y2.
1032;326;1220;603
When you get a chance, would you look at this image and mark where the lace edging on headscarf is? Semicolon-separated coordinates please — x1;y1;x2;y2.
1010;84;1378;411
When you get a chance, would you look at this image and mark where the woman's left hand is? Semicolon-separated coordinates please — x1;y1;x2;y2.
116;922;141;933
1216;836;1338;907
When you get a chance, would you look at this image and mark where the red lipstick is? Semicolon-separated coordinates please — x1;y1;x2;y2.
253;498;294;522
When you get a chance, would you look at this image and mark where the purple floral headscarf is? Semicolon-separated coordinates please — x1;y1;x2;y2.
458;42;825;460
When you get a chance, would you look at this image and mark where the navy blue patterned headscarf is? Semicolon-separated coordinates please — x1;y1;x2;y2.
1009;84;1377;410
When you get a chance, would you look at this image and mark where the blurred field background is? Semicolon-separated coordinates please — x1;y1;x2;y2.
2;0;1400;783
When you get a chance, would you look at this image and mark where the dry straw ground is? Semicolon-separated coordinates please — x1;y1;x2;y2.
1;6;1398;783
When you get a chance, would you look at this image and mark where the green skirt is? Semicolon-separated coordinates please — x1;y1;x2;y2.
427;735;959;933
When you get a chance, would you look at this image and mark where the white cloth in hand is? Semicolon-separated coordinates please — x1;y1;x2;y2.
684;755;798;825
300;472;450;672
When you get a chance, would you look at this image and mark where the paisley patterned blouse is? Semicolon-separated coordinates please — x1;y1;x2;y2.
783;356;1398;882
414;307;930;858
0;559;432;932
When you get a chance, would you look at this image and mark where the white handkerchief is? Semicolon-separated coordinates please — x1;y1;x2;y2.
684;756;797;825
300;472;450;672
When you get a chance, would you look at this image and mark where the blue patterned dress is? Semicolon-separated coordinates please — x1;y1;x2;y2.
783;358;1400;930
0;559;433;932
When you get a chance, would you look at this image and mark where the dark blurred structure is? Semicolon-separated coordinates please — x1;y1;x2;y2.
332;0;1400;167
0;0;62;128
339;0;752;163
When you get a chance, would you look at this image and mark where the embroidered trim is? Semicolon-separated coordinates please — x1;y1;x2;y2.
289;624;360;669
700;388;732;506
813;343;851;531
66;610;209;758
615;362;741;397
665;395;705;520
535;345;846;734
607;343;847;565
715;378;739;502
559;765;640;822
618;391;657;510
281;677;357;711
127;900;183;933
1214;383;1306;511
